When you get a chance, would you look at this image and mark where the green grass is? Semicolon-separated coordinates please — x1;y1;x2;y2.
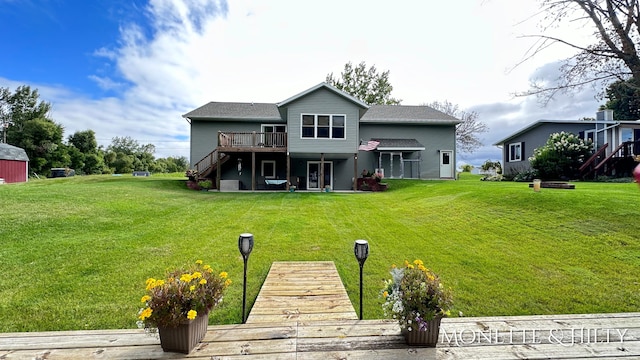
1;173;639;332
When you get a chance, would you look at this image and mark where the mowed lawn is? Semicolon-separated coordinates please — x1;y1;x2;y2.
0;173;639;332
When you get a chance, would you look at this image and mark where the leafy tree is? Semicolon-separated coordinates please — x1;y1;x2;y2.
425;100;488;153
530;131;593;180
480;160;502;175
68;130;98;154
522;0;640;101
17;118;67;175
602;78;640;120
460;164;473;172
326;61;402;105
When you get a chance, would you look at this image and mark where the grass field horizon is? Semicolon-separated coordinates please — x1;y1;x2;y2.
1;173;638;332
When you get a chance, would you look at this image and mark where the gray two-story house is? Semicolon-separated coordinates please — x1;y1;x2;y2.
183;82;460;191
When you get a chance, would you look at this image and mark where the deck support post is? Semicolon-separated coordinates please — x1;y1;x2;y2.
251;152;256;191
286;152;290;191
353;153;358;191
320;153;325;190
216;149;221;191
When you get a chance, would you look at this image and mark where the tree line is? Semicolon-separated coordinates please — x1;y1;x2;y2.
0;85;188;177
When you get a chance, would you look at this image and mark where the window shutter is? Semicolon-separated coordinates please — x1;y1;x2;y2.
521;142;525;161
579;131;584;139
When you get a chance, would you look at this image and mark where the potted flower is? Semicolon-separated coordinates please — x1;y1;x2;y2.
197;179;212;191
137;260;231;353
381;259;453;347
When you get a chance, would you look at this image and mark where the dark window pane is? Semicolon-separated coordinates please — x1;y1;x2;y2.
332;127;344;139
318;115;330;126
302;115;314;126
333;116;344;127
317;127;329;138
443;153;450;164
302;127;314;138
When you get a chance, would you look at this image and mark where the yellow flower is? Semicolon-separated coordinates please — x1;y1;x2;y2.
199;279;207;285
413;259;424;266
418;264;426;271
383;291;389;298
138;307;152;321
140;295;151;303
155;280;165;287
407;264;414;269
190;285;196;292
391;264;397;269
203;264;212;272
195;260;203;265
192;271;202;279
403;260;410;267
219;271;228;279
187;310;197;320
224;279;232;287
145;278;156;291
180;273;193;282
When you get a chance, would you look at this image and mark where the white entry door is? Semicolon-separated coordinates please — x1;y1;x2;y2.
439;150;453;178
307;161;333;190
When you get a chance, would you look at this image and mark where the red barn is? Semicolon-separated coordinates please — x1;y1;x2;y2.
0;143;29;184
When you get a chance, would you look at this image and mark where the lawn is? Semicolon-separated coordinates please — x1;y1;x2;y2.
0;173;638;332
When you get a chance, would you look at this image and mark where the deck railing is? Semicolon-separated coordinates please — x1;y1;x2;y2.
218;131;287;148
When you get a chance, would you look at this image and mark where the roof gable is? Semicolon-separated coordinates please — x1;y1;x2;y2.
277;82;369;109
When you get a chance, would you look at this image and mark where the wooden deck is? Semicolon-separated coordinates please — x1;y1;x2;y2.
245;261;358;323
1;261;639;359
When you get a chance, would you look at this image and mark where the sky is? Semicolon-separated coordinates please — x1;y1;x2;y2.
0;0;604;167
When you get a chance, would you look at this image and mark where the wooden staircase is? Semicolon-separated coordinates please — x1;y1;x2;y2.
580;141;640;178
194;149;230;179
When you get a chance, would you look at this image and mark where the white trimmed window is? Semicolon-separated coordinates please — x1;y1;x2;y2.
509;142;522;162
301;114;346;139
261;160;276;179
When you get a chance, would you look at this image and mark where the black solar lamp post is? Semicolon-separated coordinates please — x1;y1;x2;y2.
238;233;254;324
354;239;369;320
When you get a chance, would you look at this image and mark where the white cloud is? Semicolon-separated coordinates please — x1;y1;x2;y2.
1;0;607;162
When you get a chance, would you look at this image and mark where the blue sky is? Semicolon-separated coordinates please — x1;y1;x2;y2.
0;0;602;165
2;1;138;94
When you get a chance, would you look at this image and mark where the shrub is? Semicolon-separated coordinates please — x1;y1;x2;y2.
529;132;592;180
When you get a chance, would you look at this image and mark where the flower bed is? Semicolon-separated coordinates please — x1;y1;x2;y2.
357;177;388;191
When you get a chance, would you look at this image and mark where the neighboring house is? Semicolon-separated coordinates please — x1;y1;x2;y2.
183;82;460;191
0;143;29;183
494;110;640;177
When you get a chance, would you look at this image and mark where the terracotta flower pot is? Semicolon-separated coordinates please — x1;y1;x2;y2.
158;311;209;354
402;316;442;347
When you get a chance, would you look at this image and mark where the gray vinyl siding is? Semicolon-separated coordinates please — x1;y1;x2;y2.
501;123;595;175
359;123;456;179
286;88;360;154
190;119;269;166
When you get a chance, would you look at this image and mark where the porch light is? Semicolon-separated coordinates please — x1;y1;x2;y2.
354;239;369;320
238;233;254;323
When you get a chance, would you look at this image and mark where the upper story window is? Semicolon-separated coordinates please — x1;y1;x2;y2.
301;114;346;139
509;142;522;162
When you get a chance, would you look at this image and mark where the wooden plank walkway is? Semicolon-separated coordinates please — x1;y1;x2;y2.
245;261;358;323
1;261;639;359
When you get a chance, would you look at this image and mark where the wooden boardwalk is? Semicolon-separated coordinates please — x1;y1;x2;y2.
245;261;358;323
1;261;640;359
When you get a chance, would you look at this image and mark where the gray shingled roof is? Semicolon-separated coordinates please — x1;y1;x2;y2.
0;143;29;161
362;105;460;124
371;138;425;150
183;102;282;120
